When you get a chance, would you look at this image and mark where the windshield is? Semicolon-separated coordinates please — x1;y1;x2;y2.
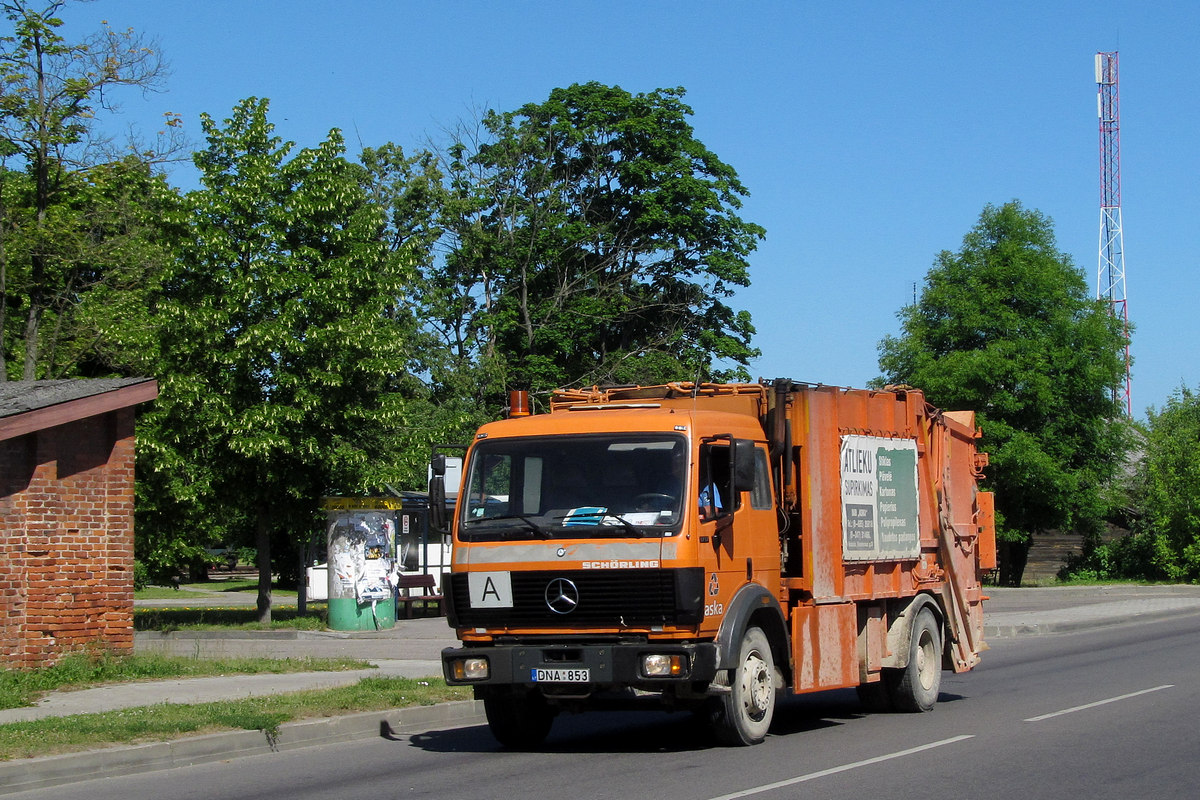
458;434;686;540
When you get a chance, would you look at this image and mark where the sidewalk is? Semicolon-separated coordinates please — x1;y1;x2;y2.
4;584;1200;794
0;616;452;725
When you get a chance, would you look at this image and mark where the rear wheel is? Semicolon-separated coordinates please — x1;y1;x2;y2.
710;626;776;745
483;688;556;749
888;608;942;712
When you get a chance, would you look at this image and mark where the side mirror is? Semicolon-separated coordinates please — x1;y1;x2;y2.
731;438;757;494
429;453;448;533
427;444;467;536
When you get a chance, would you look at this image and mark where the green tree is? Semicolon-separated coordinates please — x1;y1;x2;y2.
61;158;181;377
139;98;424;620
0;0;180;380
1129;387;1200;581
0;157;180;379
435;82;763;403
877;201;1130;585
359;142;492;481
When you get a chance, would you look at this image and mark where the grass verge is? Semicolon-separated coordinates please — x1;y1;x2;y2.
134;606;328;631
0;677;471;761
134;603;443;631
135;582;298;601
0;652;372;710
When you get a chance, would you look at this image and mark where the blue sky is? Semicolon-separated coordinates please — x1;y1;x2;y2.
61;1;1198;416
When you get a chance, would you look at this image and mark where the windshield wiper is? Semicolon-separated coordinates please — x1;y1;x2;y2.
463;514;550;539
602;514;648;538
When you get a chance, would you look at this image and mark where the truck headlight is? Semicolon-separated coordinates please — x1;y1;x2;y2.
642;653;687;678
451;657;490;681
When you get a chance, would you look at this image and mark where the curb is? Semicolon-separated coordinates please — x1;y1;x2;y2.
0;700;486;796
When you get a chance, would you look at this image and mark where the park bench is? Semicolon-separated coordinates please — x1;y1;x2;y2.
396;573;444;619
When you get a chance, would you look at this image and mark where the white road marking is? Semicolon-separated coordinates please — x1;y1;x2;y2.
1024;684;1175;722
705;735;975;800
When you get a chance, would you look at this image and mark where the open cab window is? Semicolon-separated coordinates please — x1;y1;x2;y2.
697;439;772;520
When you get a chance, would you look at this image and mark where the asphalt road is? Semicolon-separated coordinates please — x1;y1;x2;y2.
9;612;1199;800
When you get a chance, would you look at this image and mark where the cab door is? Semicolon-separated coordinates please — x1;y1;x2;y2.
695;438;777;632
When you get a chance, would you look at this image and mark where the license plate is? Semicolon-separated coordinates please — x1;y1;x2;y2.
531;668;590;683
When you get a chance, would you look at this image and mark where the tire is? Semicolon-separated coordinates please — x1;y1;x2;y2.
483;689;556;749
710;626;776;745
888;608;942;712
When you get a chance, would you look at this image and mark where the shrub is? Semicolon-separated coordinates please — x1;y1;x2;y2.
1058;531;1180;583
132;560;150;591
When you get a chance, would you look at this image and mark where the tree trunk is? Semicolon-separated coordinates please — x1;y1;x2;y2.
1;203;8;382
296;545;308;617
22;302;41;380
255;509;273;624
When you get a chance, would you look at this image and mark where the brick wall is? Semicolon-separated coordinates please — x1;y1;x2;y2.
0;408;136;669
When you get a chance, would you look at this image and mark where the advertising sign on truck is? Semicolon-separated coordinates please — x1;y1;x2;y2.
840;435;921;560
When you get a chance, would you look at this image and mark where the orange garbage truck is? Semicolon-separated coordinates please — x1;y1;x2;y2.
435;380;995;747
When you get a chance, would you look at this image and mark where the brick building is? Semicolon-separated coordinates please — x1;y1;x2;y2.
0;379;157;669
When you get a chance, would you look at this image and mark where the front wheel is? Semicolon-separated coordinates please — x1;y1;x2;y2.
482;689;556;749
709;626;776;745
888;608;942;712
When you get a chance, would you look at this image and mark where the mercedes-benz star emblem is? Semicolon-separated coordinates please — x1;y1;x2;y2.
544;578;579;614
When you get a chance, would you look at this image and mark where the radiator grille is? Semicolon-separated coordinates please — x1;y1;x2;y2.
450;568;703;628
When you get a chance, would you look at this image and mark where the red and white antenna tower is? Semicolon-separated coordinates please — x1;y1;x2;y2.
1096;51;1131;415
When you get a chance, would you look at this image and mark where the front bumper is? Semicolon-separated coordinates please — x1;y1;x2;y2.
442;641;720;687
